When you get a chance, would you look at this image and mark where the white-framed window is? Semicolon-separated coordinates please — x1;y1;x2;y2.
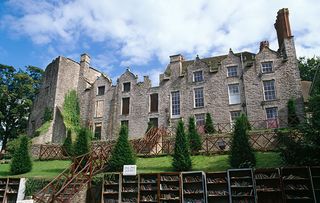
266;107;278;128
263;80;276;101
230;111;241;122
194;87;204;108
261;61;273;73
171;91;180;117
227;66;238;77
195;114;205;126
228;84;240;104
193;70;204;82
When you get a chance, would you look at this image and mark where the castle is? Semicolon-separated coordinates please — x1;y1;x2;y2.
28;8;304;143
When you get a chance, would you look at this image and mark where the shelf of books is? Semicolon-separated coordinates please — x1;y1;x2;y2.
254;168;283;203
181;171;206;203
206;172;228;203
281;167;315;202
139;173;159;203
159;172;181;202
228;168;257;203
102;173;120;203
310;166;320;203
121;174;139;203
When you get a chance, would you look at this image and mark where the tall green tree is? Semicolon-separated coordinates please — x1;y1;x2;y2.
73;128;91;157
298;56;320;96
229;114;256;168
0;64;43;150
108;125;136;172
287;99;300;127
172;120;192;171
188;117;202;153
10;135;32;175
62;129;73;156
205;113;215;134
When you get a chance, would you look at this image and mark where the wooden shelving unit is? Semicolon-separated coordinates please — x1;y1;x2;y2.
139;173;158;203
0;178;20;203
0;178;6;203
102;173;120;203
228;168;257;203
254;168;283;203
281;167;315;202
310;167;319;203
206;172;228;203
159;172;181;202
181;171;206;203
121;174;139;203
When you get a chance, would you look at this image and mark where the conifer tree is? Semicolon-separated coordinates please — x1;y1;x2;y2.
188;117;202;153
172;120;192;171
287;99;300;127
205;113;215;134
73;128;91;157
229;114;256;168
62;129;73;156
10;136;32;175
108;125;136;172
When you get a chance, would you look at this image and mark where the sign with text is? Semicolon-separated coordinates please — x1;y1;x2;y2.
123;165;137;176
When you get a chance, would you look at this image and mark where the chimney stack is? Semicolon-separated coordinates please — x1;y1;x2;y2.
274;8;292;48
259;41;269;52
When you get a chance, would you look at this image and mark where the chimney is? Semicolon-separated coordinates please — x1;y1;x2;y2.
80;53;91;65
259;41;269;52
169;54;184;63
274;8;292;48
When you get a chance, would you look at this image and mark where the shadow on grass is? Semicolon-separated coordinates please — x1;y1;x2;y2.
41;168;67;174
0;171;11;177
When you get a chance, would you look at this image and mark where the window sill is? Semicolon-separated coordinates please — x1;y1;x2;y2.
227;75;238;78
194;106;204;109
171;115;181;119
228;103;241;106
261;71;275;75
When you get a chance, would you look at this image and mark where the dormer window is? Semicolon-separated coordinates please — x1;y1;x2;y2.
261;61;273;73
123;82;131;92
97;86;105;96
193;71;203;82
227;66;238;77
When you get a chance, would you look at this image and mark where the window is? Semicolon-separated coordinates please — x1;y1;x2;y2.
263;80;276;100
149;118;158;128
94;123;102;140
150;93;158;112
97;86;105;96
171;91;180;117
266;107;278;128
261;61;273;73
230;111;241;122
122;97;130;115
228;84;240;104
193;71;204;82
227;66;238;77
123;82;131;92
195;114;205;126
121;120;129;128
95;100;104;118
194;87;204;108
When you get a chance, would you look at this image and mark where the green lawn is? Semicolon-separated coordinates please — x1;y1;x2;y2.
0;152;282;178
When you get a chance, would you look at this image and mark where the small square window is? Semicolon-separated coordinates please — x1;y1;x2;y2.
193;71;203;82
261;62;273;73
227;66;238;77
195;114;205;126
97;86;105;95
230;111;241;122
123;82;131;92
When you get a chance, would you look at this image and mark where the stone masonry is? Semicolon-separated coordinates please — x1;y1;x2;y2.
27;8;304;143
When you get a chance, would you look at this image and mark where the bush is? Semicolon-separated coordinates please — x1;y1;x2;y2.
187;117;202;153
43;107;53;122
10;136;32;175
229;114;256;168
287;99;300;127
62;129;73;156
62;90;80;131
73;128;91;157
172;120;192;171
205;113;215;134
108;125;136;172
309;95;320;130
25;178;51;197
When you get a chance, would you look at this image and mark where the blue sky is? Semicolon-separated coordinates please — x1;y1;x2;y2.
1;0;319;86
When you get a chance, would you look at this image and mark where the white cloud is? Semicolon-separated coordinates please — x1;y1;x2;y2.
2;0;320;83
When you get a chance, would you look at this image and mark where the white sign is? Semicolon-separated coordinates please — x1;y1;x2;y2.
123;165;137;176
17;200;34;203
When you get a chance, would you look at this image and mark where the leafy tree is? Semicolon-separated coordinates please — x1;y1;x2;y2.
298;56;320;96
187;117;202;153
172;120;192;171
287;99;300;127
308;94;320;130
10;135;32;174
229;114;256;168
62;90;80;131
108;125;136;172
204;113;215;134
0;64;43;150
73;128;91;157
62;129;73;156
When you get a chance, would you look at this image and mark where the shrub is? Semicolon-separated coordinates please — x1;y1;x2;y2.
62;90;80;131
205;113;215;134
309;94;320;130
108;125;136;172
172;120;192;171
10;136;32;175
73;128;91;157
187;117;202;153
25;178;51;197
229;114;256;168
43;107;53;122
62;129;73;156
287;99;300;127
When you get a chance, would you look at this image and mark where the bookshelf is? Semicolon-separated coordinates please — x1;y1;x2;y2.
181;171;206;203
0;178;20;203
254;168;283;203
206;172;228;203
121;174;139;203
159;172;181;202
310;167;319;203
139;173;158;203
102;173;120;203
281;167;314;202
228;168;257;203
